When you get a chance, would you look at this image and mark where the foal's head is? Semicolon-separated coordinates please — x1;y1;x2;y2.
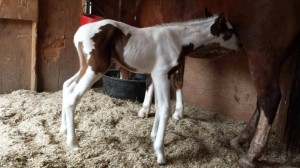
207;12;239;51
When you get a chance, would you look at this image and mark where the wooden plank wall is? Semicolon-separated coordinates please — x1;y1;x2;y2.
183;51;256;122
36;0;82;91
183;50;291;125
0;0;38;93
91;0;139;26
0;0;38;21
0;20;32;93
36;0;138;91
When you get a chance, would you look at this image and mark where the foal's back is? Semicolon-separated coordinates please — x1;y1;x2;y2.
73;19;187;74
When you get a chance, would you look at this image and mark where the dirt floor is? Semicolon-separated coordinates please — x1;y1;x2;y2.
0;89;299;168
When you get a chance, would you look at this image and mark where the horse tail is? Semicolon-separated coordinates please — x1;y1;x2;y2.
284;34;300;154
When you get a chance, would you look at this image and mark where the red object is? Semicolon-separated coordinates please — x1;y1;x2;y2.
80;14;104;26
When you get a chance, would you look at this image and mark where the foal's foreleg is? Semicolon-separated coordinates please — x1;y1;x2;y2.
172;66;184;120
151;74;171;165
172;88;183;120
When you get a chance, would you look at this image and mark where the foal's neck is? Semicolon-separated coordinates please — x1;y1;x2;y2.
170;18;217;48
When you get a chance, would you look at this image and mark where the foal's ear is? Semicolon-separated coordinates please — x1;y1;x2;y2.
205;8;214;18
217;12;226;22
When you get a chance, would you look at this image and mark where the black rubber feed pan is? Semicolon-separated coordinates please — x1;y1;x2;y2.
102;70;146;102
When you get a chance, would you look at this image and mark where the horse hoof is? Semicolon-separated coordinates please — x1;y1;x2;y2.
158;162;166;166
67;140;80;149
138;112;145;118
238;155;256;168
138;108;149;118
172;113;182;121
157;158;166;166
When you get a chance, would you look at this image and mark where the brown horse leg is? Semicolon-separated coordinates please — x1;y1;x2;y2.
238;52;282;168
230;107;260;151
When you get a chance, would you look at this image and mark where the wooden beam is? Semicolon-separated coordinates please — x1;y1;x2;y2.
0;0;38;21
31;21;37;91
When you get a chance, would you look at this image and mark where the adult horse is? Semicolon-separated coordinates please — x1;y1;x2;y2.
136;0;300;167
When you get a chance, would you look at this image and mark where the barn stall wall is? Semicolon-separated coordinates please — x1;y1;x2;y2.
91;0;140;26
36;0;82;92
36;0;137;92
182;51;257;122
0;0;38;93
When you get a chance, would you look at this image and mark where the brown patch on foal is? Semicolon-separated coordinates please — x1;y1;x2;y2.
88;24;135;74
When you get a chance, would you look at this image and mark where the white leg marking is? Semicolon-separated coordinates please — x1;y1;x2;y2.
60;72;80;135
138;83;154;118
172;89;184;120
151;74;170;164
62;68;101;148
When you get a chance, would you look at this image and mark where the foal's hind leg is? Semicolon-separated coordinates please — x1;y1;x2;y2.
138;83;154;118
60;72;80;135
62;68;101;148
238;52;282;168
151;73;171;165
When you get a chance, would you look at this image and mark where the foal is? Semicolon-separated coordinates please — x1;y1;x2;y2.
60;13;238;164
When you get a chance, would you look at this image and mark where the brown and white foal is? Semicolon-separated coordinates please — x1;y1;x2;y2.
60;13;238;164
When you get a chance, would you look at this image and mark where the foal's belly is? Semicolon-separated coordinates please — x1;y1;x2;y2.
122;53;155;74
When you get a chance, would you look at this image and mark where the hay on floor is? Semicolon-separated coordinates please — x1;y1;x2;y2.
0;89;299;167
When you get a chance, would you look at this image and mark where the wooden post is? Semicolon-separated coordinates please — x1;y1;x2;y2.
31;22;38;91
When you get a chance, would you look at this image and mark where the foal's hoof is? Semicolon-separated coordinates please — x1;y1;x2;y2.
158;162;166;166
172;112;183;121
156;152;166;165
157;158;166;166
138;111;146;118
238;155;256;168
138;108;149;118
67;139;80;149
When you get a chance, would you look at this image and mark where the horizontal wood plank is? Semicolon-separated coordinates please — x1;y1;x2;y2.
0;0;38;21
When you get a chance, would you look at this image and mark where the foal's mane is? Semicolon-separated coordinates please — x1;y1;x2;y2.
156;15;217;28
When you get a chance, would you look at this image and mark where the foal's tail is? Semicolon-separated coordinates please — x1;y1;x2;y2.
283;35;300;154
